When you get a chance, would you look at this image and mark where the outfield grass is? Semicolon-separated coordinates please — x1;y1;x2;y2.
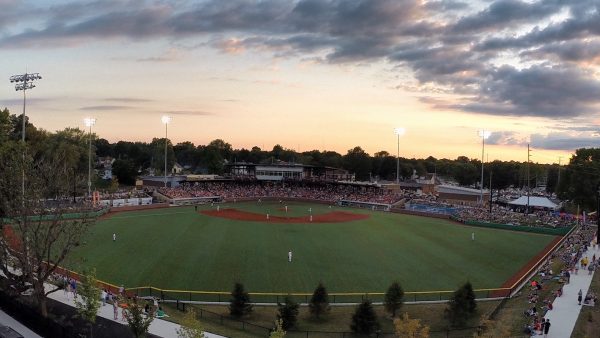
67;201;556;295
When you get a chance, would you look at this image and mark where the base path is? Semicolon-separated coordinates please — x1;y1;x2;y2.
202;208;369;223
543;241;599;338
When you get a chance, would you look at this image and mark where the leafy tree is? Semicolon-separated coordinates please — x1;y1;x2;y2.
176;308;206;338
0;143;97;317
112;158;138;185
445;282;477;327
0;108;13;143
124;297;154;338
384;281;404;317
343;147;372;181
229;282;253;318
309;282;330;319
74;268;102;338
394;312;430;338
151;137;175;175
277;296;299;330
350;300;380;335
269;319;286;338
174;141;198;168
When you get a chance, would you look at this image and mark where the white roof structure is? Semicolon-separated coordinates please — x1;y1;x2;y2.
436;184;488;196
508;196;558;210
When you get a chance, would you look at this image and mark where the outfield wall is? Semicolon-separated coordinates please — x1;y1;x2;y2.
461;220;571;236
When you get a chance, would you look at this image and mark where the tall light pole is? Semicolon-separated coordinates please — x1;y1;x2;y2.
161;116;171;187
394;128;405;184
478;130;491;205
9;72;42;201
84;117;96;198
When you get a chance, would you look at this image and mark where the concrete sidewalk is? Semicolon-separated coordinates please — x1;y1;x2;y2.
0;309;43;338
542;241;598;338
46;290;227;338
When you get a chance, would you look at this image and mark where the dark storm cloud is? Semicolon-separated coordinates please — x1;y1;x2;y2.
531;133;600;151
3;0;600;121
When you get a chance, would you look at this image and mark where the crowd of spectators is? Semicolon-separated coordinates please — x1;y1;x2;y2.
157;182;404;205
454;205;577;228
98;189;150;200
523;225;597;335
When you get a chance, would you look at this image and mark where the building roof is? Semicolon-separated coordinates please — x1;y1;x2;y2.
508;196;558;209
436;184;488;196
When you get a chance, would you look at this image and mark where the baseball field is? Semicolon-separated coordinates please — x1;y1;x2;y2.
66;201;557;299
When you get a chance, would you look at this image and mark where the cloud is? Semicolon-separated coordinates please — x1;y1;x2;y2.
530;132;600;151
472;65;600;118
452;0;561;33
79;105;133;111
136;48;183;62
104;97;154;103
164;111;213;116
486;131;526;146
2;0;600;120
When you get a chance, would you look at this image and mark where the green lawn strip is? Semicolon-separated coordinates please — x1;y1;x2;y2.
68;203;556;296
160;301;500;337
571;270;599;338
488;258;568;336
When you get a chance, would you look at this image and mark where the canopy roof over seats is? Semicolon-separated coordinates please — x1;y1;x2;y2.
508;196;558;210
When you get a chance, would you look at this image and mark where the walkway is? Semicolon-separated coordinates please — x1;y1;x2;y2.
543;240;599;338
46;290;227;338
0;309;43;338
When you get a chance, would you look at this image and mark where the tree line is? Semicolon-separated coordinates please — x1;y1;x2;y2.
2;107;599;210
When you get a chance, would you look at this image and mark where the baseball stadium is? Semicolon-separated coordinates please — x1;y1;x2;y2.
64;173;568;305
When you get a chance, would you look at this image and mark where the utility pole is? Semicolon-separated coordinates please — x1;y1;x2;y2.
557;156;563;192
526;144;531;214
489;170;493;213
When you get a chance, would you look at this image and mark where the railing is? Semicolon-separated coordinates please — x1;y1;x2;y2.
127;286;511;304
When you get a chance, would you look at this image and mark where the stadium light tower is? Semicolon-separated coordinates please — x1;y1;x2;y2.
394;128;405;184
9;72;42;142
84;118;96;198
161;116;172;188
9;72;42;201
478;130;492;205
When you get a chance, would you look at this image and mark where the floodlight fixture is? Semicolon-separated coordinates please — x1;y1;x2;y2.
478;130;492;139
161;115;172;125
84;117;96;127
394;127;405;136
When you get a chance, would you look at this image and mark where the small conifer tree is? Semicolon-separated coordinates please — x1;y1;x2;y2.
309;282;330;319
384;281;404;317
445;282;477;327
350;300;380;335
229;282;253;318
277;296;299;330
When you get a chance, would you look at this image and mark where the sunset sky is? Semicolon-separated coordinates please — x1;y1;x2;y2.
2;0;600;163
